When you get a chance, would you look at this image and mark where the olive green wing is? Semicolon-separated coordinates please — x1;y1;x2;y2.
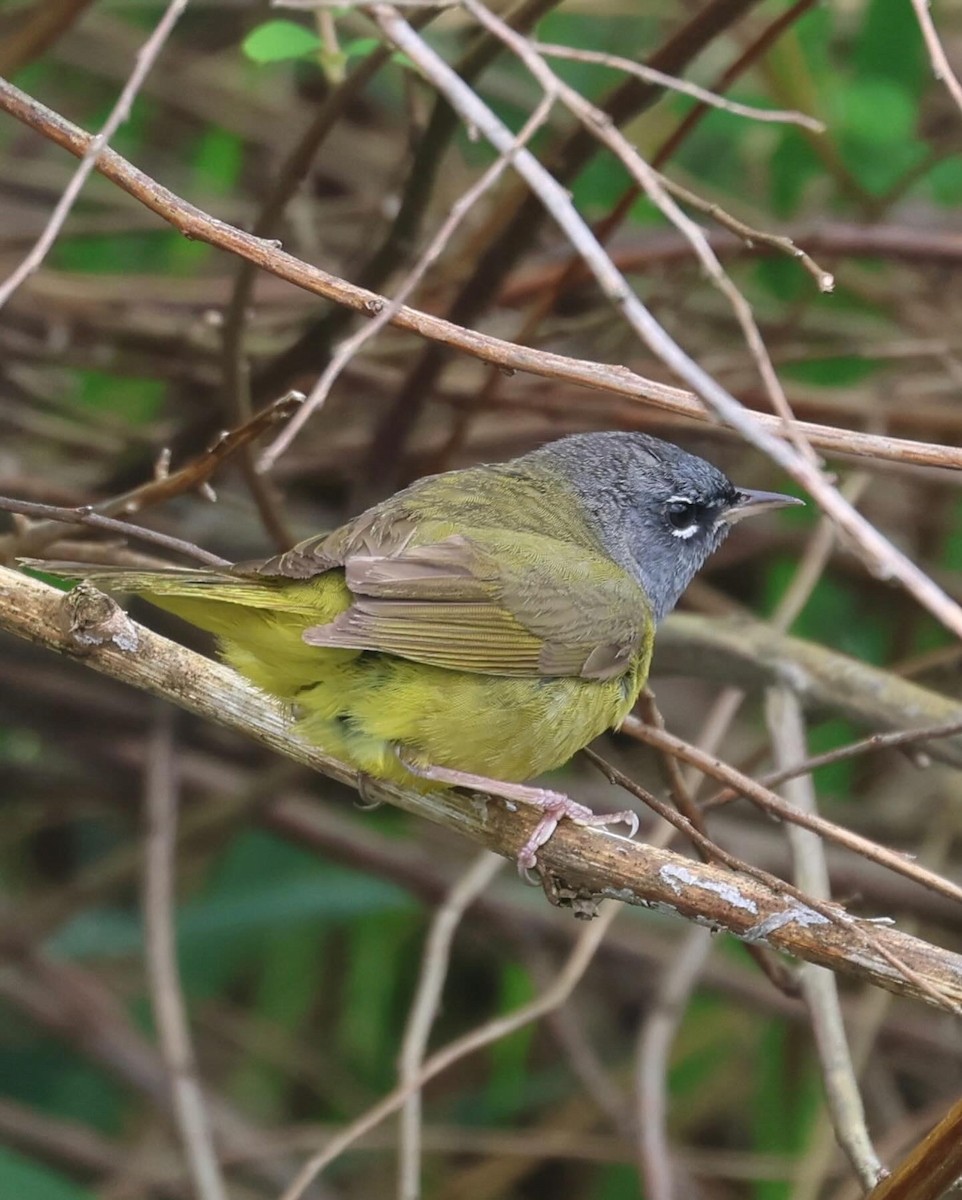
286;524;651;680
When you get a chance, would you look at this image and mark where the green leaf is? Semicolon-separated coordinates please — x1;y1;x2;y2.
753;256;809;304
242;20;322;64
230;923;330;1120
0;1147;94;1199
854;0;926;95
589;1164;645;1200
769;128;822;218
77;370;165;426
782;354;881;387
50;831;412;988
926;155;962;207
0;1038;124;1134
343;37;380;61
484;962;536;1119
831;77;915;145
936;495;962;572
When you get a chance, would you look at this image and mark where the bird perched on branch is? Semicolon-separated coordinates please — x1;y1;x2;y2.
38;432;800;868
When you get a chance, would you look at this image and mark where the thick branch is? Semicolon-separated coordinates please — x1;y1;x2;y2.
654;613;962;768
1;564;960;1013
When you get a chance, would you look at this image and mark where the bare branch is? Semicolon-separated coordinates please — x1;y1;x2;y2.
0;498;230;568
1;564;960;1011
279;906;622;1200
259;92;557;471
397;852;504;1200
532;41;825;131
765;688;884;1190
634;928;713;1200
0;80;957;475
0;0;188;310
621;715;962;908
143;707;229;1200
909;0;962;120
370;2;962;641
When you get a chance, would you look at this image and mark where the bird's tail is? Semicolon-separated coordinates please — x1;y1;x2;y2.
20;560;320;639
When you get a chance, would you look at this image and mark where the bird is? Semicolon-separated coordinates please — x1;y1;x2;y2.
37;432;801;868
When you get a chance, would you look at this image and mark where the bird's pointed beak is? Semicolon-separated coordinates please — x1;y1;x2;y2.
719;487;804;525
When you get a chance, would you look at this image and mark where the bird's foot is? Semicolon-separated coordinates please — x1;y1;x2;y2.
397;753;638;872
512;790;639;873
354;772;384;811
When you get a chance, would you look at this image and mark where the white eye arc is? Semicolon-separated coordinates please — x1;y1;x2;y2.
666;497;701;539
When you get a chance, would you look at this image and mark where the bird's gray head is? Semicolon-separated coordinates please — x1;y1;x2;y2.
533;432;801;620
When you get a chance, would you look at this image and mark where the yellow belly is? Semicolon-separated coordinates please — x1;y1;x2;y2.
291;653;649;785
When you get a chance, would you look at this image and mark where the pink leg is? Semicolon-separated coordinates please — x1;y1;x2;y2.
398;754;638;870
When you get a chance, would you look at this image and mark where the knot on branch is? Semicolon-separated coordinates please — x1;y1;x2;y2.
59;582;139;654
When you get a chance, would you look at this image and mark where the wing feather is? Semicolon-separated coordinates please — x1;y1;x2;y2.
299;524;650;680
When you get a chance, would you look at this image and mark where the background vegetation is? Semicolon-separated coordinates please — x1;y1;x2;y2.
0;1;960;1198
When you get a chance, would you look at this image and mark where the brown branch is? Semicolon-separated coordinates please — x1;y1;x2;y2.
706;717;962;813
765;687;883;1189
0;77;956;476
370;5;962;638
0;951;308;1196
864;1094;962;1200
0;391;302;565
585;749;956;1012
1;563;961;1013
653;612;962;769
621;715;962;908
910;0;962;121
0;0;188;310
0;0;95;74
634;927;713;1200
279;906;622;1199
220;47;393;549
143;709;228;1200
0;499;230;568
501;223;962;303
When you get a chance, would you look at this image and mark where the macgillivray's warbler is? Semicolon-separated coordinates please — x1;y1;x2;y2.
37;432;800;867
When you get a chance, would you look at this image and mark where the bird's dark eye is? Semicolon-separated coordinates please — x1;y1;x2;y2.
666;498;698;530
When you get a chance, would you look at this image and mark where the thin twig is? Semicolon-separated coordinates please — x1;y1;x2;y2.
585;748;958;1014
533;41;824;131
621;716;962;907
143;707;229;1200
634;927;713;1200
909;0;962;119
221;45;393;548
371;2;962;642
653;611;962;770
634;692;795;994
280;905;622;1200
656;170;835;293
0;78;958;475
259;91;557;471
0;392;301;565
704;717;962;814
397;851;504;1200
0;497;230;568
462;0;825;459
0;0;188;310
765;688;884;1190
651;0;819;165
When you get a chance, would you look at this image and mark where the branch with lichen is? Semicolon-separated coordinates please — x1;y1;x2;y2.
1;563;960;1014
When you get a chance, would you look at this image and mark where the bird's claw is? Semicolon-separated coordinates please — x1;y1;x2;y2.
515;792;639;875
